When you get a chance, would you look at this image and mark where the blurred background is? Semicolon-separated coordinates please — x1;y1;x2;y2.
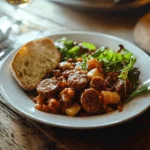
0;0;150;59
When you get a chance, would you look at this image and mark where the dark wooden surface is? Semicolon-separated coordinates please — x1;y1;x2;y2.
0;97;64;150
1;93;150;150
0;0;150;149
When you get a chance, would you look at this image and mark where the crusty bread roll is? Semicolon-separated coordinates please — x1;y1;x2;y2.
11;37;60;91
134;13;150;53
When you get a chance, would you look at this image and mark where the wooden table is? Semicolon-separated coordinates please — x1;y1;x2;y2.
0;0;150;149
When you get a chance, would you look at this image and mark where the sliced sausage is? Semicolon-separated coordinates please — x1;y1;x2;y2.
68;71;89;90
105;72;119;87
125;80;134;95
37;78;58;99
90;76;106;91
113;79;124;97
113;79;133;98
81;88;102;114
62;70;75;78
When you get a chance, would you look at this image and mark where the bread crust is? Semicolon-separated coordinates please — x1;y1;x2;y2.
10;37;60;91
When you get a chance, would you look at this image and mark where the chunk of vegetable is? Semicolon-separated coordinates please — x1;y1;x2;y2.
65;103;81;116
81;42;96;50
101;91;121;104
87;68;104;79
60;88;75;102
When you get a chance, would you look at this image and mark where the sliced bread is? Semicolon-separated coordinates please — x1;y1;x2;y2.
11;37;60;91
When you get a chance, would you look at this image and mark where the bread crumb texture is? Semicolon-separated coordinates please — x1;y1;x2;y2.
11;38;60;91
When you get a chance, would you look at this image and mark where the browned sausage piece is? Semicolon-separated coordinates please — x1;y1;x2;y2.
126;80;133;95
113;79;133;98
113;79;124;97
105;72;119;87
90;76;106;91
81;88;102;114
37;78;58;99
68;71;89;90
62;70;75;78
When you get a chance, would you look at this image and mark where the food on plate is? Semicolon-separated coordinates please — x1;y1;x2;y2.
10;37;60;91
11;37;149;117
81;88;102;113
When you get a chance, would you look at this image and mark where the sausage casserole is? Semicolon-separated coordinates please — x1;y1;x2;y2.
28;38;141;117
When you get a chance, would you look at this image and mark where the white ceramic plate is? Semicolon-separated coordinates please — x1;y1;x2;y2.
0;31;150;129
